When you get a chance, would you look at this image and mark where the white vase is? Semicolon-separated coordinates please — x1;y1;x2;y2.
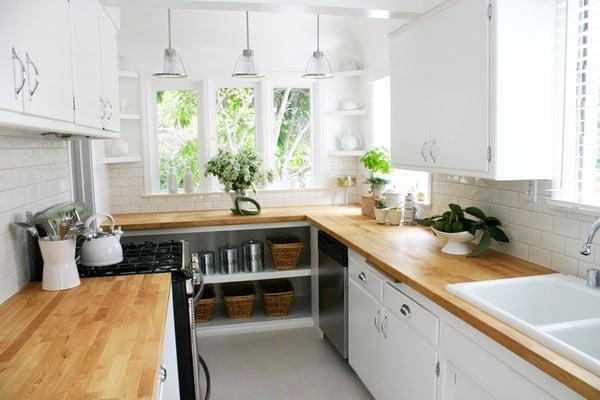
374;208;388;224
39;238;80;291
230;191;250;212
184;168;193;193
431;227;482;255
168;168;178;194
387;209;402;226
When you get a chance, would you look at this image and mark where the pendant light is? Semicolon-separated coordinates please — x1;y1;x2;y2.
303;15;334;79
232;11;264;79
153;9;187;78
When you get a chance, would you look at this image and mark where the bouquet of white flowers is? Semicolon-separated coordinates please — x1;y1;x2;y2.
205;148;273;194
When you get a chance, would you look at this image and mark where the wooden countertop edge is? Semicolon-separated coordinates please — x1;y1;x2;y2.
149;277;170;399
308;218;600;399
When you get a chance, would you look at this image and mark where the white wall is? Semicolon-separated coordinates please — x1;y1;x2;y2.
0;135;72;304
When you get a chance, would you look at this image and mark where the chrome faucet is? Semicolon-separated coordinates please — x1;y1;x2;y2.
580;217;600;256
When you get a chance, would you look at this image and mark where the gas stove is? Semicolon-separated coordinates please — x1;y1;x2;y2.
78;240;192;279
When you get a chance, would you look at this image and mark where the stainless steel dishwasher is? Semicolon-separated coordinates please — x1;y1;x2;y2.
318;230;348;358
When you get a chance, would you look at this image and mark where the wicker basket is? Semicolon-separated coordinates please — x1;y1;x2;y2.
261;279;295;317
194;284;216;323
222;282;256;319
267;236;304;270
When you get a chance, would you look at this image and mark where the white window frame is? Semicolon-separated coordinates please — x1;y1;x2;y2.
143;76;326;195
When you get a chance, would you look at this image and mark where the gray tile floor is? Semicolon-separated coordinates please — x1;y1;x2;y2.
198;328;373;400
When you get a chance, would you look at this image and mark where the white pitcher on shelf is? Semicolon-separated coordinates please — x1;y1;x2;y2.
337;130;362;151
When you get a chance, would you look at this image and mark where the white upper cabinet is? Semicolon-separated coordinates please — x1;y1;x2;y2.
390;0;555;180
70;0;102;129
20;0;74;122
98;14;120;132
0;3;25;113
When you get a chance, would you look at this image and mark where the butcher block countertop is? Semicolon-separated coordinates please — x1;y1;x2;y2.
0;273;171;400
115;205;600;399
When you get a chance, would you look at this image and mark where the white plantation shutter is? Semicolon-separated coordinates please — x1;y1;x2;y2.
556;0;600;207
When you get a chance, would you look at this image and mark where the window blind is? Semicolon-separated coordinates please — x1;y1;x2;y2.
556;0;600;207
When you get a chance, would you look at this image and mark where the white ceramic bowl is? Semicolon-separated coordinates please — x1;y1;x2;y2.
431;227;481;255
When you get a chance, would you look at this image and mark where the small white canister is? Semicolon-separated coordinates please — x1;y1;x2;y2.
39;237;80;291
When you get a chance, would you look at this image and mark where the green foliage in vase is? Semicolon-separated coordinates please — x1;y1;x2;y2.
361;147;392;176
205;148;273;193
415;203;509;256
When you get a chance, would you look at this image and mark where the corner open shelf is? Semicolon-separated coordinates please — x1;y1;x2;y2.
120;113;141;120
195;296;312;336
334;69;366;78
102;155;142;164
329;150;365;157
203;265;311;284
328;109;366;117
118;70;139;79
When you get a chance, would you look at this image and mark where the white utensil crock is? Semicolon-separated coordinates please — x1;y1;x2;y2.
39;238;80;291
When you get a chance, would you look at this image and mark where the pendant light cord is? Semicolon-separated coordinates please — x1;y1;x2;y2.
316;14;320;52
167;9;172;49
246;11;250;50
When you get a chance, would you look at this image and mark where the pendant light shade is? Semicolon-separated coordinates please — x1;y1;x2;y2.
232;12;264;79
153;9;187;78
303;15;333;79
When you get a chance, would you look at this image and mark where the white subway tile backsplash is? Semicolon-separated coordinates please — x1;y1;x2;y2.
0;135;72;305
552;253;578;275
508;208;529;226
529;212;554;233
518;226;541;247
541;231;565;254
528;247;552;268
553;217;579;239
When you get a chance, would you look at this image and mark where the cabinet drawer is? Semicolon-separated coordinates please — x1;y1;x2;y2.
384;283;439;345
349;255;383;302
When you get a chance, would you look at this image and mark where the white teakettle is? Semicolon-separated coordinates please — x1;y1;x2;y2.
337;130;362;151
80;213;124;266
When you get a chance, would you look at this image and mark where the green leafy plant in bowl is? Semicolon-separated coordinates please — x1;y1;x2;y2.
361;148;391;196
415;203;509;256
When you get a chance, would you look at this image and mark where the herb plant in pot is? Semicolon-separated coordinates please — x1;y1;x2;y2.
361;148;391;196
415;204;509;256
205;148;273;215
374;200;388;224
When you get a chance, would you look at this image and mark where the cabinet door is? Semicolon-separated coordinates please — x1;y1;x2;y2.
381;312;438;400
20;0;74;122
348;279;383;399
390;23;430;168
98;15;120;132
70;0;102;129
439;357;496;400
0;2;25;113
427;0;489;172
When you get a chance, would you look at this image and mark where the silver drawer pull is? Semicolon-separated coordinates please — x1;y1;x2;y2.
374;309;381;333
358;272;367;283
12;48;26;99
158;364;167;382
382;315;388;339
400;304;411;318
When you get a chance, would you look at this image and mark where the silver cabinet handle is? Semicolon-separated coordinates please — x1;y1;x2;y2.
400;304;411;318
99;97;107;120
420;141;428;162
382;315;388;339
429;140;437;163
158;364;167;382
374;309;381;333
105;98;113;121
358;272;367;283
25;53;39;99
12;48;26;99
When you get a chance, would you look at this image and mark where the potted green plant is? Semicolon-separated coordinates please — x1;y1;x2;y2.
415;203;509;256
361;148;392;196
374;200;388;224
205;148;273;215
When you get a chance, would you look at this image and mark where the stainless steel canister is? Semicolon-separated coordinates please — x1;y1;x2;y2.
219;245;240;274
241;240;264;273
198;250;216;275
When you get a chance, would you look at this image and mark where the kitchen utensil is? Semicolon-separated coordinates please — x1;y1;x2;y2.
11;222;40;239
337;130;362;151
80;213;124;266
39;237;80;291
198;250;216;275
241;240;264;273
219;245;240;274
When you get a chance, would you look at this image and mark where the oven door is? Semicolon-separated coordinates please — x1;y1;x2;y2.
190;280;211;400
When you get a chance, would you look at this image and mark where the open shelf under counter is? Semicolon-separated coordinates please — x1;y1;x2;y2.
202;265;311;284
195;296;312;336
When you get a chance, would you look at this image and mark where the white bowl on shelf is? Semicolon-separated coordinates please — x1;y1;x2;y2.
431;227;481;255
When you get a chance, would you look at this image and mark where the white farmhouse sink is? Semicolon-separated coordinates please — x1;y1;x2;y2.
447;274;600;375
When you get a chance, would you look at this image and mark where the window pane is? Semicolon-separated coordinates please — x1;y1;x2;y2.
273;87;312;187
156;90;200;190
216;88;256;153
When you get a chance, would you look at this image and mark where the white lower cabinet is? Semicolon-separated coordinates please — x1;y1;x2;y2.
439;357;495;400
348;278;384;399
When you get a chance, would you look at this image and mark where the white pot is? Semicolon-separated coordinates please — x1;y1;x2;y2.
431;227;481;255
39;238;80;291
371;185;385;197
387;209;402;226
337;130;362;151
374;208;388;224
